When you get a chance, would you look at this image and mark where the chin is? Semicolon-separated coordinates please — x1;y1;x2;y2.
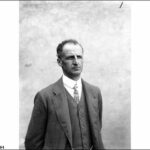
71;72;81;77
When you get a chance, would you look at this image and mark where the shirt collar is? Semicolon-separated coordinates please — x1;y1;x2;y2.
62;74;82;89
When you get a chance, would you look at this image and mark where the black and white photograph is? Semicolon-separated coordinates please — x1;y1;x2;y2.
20;1;130;149
1;1;150;150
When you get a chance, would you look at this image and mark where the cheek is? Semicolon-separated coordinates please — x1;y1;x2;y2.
79;60;83;65
62;62;72;68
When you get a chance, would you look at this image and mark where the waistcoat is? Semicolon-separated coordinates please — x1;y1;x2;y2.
65;89;92;149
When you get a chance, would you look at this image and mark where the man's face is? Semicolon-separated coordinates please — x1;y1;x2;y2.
58;43;83;80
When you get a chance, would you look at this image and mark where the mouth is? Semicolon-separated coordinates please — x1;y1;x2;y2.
73;67;80;70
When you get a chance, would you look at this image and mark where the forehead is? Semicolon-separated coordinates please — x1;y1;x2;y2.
62;43;83;55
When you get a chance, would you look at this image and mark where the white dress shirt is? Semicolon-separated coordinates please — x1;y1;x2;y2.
62;74;82;101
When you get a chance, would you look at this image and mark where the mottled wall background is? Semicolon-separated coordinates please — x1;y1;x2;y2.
20;1;130;149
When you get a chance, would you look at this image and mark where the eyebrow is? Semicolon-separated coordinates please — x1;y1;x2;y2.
65;55;83;59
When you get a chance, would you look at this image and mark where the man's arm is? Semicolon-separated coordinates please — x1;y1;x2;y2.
98;88;103;129
97;88;105;149
25;92;47;150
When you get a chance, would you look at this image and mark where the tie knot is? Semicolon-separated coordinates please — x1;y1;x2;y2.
73;83;78;90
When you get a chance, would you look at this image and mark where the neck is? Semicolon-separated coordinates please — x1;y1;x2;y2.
63;73;81;81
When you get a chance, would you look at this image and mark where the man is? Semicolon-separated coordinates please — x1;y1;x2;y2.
25;39;104;150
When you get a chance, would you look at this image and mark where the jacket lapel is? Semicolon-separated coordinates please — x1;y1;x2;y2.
52;78;72;147
82;79;100;148
51;78;100;148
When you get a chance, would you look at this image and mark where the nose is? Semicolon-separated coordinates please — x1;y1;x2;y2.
73;56;78;65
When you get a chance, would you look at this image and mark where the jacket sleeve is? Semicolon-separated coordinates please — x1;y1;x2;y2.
98;88;103;129
97;88;105;149
25;92;47;150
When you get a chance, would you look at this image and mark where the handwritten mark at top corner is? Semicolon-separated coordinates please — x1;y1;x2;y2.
119;2;123;8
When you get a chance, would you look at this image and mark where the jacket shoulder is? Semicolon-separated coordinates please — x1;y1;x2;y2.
37;79;60;98
33;79;61;108
83;80;101;92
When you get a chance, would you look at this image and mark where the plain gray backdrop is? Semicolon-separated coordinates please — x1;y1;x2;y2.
19;1;130;149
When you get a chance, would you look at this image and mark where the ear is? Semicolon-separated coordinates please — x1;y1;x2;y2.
57;58;62;67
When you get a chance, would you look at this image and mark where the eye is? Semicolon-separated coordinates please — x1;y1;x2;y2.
66;56;74;60
65;55;83;60
77;55;83;59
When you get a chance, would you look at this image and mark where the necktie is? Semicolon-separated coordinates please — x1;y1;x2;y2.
73;83;79;104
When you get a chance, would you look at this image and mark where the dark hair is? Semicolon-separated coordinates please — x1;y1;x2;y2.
56;39;83;58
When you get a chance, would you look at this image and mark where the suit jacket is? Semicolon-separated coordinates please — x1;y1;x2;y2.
25;78;104;150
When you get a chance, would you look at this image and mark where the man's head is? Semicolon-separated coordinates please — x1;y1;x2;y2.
57;39;84;81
